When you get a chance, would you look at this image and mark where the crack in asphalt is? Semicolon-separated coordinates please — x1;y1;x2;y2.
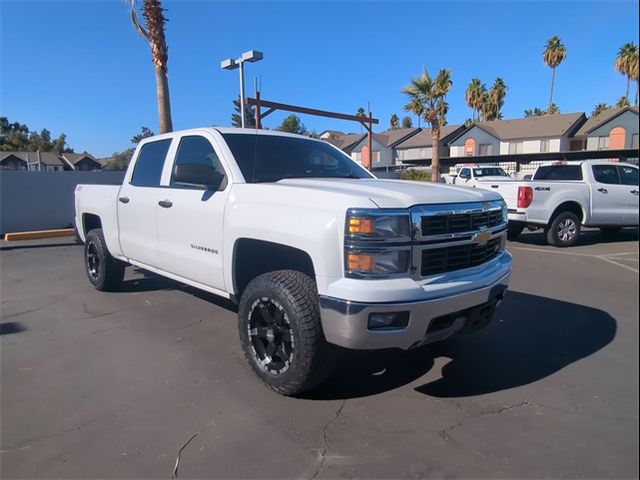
0;306;45;320
311;399;346;480
0;418;99;452
171;422;215;478
439;401;534;443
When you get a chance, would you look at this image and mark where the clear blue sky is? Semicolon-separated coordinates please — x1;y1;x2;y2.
1;0;638;157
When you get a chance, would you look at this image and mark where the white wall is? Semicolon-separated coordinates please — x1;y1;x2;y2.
396;147;433;161
0;171;125;234
449;145;464;157
586;137;599;150
351;138;393;167
522;140;541;153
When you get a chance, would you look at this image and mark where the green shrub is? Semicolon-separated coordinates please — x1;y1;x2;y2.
400;169;431;182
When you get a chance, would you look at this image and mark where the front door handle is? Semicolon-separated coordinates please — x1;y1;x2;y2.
118;196;130;204
631;190;639;195
158;199;173;208
597;188;608;194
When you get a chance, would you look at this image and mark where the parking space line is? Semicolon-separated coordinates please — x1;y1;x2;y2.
596;256;640;274
508;246;639;274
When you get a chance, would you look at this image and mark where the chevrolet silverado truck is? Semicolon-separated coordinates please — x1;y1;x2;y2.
475;161;639;247
75;128;512;395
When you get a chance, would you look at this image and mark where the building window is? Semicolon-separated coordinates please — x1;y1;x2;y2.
597;136;609;150
540;139;551;152
478;144;492;156
508;142;524;154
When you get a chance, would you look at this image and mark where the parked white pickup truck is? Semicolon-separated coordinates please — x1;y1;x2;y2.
475;161;639;247
451;165;516;187
75;128;512;395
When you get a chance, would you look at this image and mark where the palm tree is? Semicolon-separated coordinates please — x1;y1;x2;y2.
128;0;173;133
592;103;610;116
489;78;508;119
524;107;545;117
615;96;630;108
478;90;491;121
389;114;399;130
614;42;638;103
627;45;639;105
403;97;424;127
547;103;561;115
402;68;452;182
480;78;508;121
543;36;567;113
465;78;483;121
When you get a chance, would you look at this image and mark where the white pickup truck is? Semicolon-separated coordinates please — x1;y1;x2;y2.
75;128;512;395
451;165;516;187
475;161;639;247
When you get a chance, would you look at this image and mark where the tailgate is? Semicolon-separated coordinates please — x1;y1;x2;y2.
475;182;520;209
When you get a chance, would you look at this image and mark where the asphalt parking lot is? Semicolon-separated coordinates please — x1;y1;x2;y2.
1;229;638;479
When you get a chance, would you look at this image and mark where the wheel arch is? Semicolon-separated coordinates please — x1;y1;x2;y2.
548;201;585;225
82;213;102;236
232;238;316;297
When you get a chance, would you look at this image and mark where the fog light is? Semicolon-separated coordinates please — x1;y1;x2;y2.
367;311;410;331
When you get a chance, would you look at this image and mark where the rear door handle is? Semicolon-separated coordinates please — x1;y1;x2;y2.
631;190;639;195
597;188;608;194
118;196;130;204
158;199;173;208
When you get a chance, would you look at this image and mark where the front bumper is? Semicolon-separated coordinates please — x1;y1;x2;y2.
319;269;511;351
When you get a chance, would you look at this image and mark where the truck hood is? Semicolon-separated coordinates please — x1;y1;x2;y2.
276;178;503;208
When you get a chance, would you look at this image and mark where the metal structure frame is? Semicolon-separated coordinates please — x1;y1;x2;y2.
247;93;379;170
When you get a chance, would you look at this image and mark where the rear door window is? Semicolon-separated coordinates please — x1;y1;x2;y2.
592;165;621;185
534;165;583;181
617;165;639;186
131;139;172;187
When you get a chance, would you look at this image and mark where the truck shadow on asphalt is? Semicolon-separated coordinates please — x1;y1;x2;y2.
306;291;617;400
119;270;617;401
513;227;638;247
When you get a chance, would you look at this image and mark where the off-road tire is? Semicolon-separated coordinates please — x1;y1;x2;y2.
238;270;334;396
84;228;125;291
507;222;525;241
546;211;581;247
600;226;623;235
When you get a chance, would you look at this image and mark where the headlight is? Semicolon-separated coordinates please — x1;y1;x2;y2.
345;248;411;278
345;209;411;241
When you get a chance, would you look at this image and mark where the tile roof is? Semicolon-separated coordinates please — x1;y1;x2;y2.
0;152;28;162
395;124;465;149
464;112;586;141
371;128;421;148
62;153;98;165
574;106;639;136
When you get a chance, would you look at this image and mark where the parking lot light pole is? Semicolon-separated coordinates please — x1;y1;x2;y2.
220;50;264;128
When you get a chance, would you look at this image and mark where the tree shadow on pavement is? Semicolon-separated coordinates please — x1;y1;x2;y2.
306;291;616;400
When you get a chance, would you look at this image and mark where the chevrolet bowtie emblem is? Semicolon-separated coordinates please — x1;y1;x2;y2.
473;230;492;245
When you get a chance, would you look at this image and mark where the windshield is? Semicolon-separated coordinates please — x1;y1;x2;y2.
221;133;373;183
473;167;510;177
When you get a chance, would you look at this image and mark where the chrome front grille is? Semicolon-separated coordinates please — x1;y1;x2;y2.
410;201;507;278
421;210;503;236
420;237;502;276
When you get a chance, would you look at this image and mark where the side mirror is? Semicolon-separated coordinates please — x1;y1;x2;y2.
459;172;470;179
173;163;226;190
